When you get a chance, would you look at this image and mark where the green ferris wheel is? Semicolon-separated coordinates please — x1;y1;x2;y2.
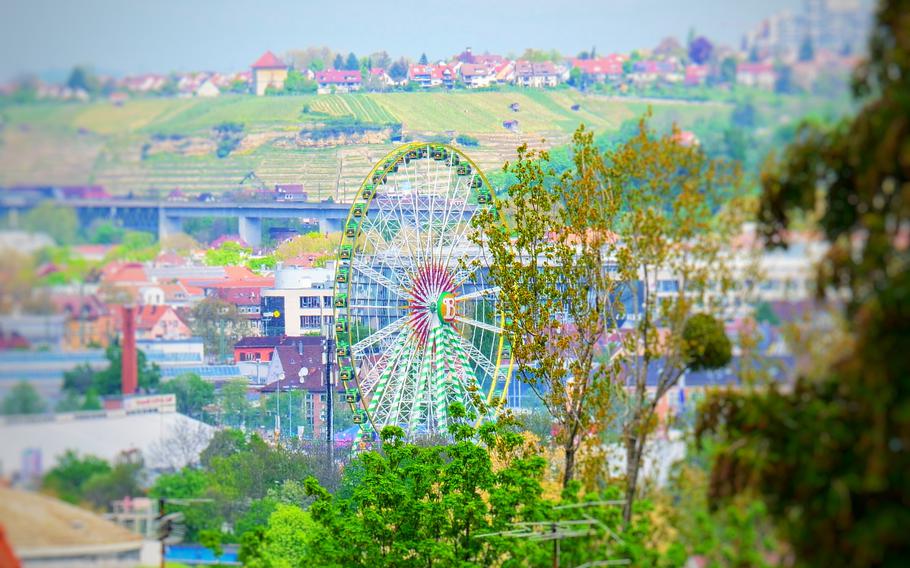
332;142;513;443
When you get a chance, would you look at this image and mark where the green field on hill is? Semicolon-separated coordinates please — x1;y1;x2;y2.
0;90;741;197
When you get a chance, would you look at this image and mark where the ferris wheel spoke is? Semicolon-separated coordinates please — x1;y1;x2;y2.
350;263;409;299
349;305;407;315
457;287;500;301
351;315;409;356
454;315;504;335
449;329;500;381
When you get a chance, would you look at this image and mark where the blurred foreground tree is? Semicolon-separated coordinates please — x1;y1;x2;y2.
698;0;910;565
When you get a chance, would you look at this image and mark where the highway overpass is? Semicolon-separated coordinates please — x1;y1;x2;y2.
1;197;354;247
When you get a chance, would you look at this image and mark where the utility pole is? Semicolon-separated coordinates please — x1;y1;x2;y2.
322;306;334;464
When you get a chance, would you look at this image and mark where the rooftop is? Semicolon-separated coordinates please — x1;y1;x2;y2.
251;50;287;69
0;485;142;556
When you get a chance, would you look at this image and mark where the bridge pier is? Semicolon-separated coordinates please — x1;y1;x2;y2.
239;216;262;248
158;211;182;241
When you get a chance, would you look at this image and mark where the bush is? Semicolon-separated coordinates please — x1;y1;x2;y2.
455;134;480;147
682;313;732;371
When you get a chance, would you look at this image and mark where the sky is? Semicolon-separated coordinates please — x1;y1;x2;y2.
1;0;810;81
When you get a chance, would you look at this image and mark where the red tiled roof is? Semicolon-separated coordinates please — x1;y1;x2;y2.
572;58;623;75
460;64;489;78
315;70;362;84
251;51;287;69
134;305;175;330
514;60;558;77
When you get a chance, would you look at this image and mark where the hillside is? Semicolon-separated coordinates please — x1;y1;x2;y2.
0;91;729;199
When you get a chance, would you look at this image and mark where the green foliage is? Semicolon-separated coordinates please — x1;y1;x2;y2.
63;344;160;396
106;230;159;262
42;450;111;504
699;1;910;565
158;373;215;418
213;121;244;158
66;66;99;94
189;298;249;363
89;221;125;244
240;504;316;568
455;133;480;147
682;314;732;371
152;430;319;542
283;70;317;94
22;202;79;245
43;451;143;509
204;240;251;266
753;301;780;326
81;453;145;509
1;381;46;415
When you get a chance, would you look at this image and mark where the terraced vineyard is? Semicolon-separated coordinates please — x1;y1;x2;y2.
0;91;731;196
307;95;397;124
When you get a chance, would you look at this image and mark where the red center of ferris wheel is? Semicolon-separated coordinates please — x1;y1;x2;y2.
407;263;458;343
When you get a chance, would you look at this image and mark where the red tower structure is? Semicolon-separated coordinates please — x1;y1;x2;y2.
121;305;138;395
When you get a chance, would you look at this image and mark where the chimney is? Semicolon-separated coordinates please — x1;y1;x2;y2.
297;339;304;356
121;305;138;395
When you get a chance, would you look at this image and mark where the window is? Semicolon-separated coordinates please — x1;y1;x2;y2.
300;296;321;309
300;315;321;329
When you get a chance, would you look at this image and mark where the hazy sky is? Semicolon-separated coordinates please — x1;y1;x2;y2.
2;0;809;81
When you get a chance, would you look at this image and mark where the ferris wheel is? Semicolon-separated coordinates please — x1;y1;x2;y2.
332;142;512;442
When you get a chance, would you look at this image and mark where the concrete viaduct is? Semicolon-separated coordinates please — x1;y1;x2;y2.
42;199;352;247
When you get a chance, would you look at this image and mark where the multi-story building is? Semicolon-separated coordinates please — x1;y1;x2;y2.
260;263;335;337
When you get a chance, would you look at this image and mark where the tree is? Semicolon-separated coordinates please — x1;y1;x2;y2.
688;36;714;65
418;52;428;65
66;65;99;94
189;298;248;363
472;128;626;490
799;36;815;61
218;379;252;428
22;202;79;245
81;451;145;509
63;343;160;396
697;1;910;564
107;230;159;262
730;99;756;128
274;232;335;260
42;450;111;504
332;54;344;70
344;52;359;71
289;414;552;566
158;373;215;417
283;70;317;94
368;51;391;70
240;504;316;568
389;58;409;82
774;64;795;94
475;119;743;522
89;221;125;244
204;240;251;266
720;56;738;84
2;381;46;415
